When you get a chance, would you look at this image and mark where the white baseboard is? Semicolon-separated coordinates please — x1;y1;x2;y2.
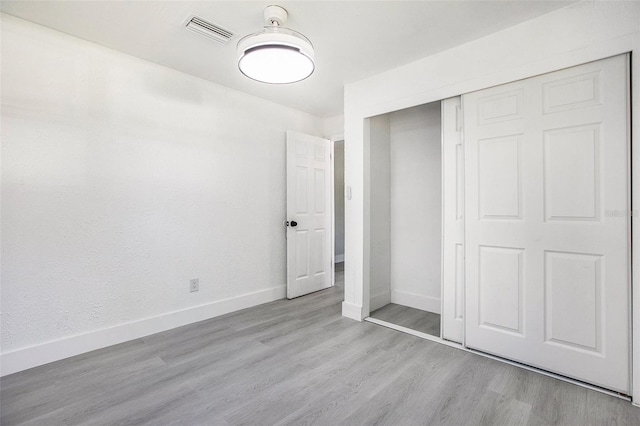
0;285;286;377
341;301;363;321
370;290;391;312
335;254;344;263
391;290;441;314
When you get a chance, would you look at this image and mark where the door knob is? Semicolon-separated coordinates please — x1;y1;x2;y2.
290;220;298;227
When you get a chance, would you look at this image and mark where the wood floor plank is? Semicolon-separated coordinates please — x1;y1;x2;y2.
370;303;441;336
474;390;532;426
526;379;588;426
2;264;638;425
583;390;640;426
487;363;546;406
425;355;504;425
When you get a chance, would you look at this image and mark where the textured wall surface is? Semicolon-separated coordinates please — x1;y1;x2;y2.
0;15;323;354
367;115;391;302
323;114;344;140
390;102;442;312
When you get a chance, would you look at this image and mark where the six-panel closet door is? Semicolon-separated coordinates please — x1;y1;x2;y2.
462;54;630;393
442;97;464;343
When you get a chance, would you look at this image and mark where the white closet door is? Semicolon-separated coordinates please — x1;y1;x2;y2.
464;55;630;393
442;97;464;343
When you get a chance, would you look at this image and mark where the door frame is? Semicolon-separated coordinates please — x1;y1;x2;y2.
290;133;343;290
285;131;333;299
330;139;335;286
329;134;345;287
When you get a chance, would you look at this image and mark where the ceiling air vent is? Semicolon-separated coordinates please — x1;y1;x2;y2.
185;15;234;44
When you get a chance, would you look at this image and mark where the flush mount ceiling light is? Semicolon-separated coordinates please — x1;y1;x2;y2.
237;5;315;84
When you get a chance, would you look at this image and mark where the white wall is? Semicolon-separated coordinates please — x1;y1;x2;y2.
389;103;441;314
334;141;345;262
365;115;391;311
0;14;324;375
324;114;344;141
342;0;640;404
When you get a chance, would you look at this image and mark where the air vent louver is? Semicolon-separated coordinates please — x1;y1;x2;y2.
185;15;234;44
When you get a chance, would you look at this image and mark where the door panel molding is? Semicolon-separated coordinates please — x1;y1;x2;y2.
286;131;332;299
464;54;630;393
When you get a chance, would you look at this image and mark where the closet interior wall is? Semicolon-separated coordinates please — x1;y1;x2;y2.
367;102;442;315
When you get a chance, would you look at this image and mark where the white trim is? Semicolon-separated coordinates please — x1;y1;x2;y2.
0;285;286;377
332;136;345;270
331;140;336;286
631;45;640;405
365;317;459;347
370;290;391;312
365;317;630;401
440;98;447;345
391;290;441;314
341;301;363;321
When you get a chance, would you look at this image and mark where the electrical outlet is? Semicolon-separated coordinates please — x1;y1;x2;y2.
190;278;199;292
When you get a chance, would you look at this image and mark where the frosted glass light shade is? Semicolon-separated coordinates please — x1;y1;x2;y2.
237;27;315;84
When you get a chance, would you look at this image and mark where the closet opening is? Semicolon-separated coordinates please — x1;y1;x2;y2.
364;100;445;339
361;54;632;397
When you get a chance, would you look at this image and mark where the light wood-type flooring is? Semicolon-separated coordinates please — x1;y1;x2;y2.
370;303;441;337
2;263;639;425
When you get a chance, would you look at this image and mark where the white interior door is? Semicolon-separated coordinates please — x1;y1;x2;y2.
464;55;630;393
442;97;465;343
286;131;332;299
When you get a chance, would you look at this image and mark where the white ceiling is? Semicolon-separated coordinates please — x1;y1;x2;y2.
1;1;574;117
